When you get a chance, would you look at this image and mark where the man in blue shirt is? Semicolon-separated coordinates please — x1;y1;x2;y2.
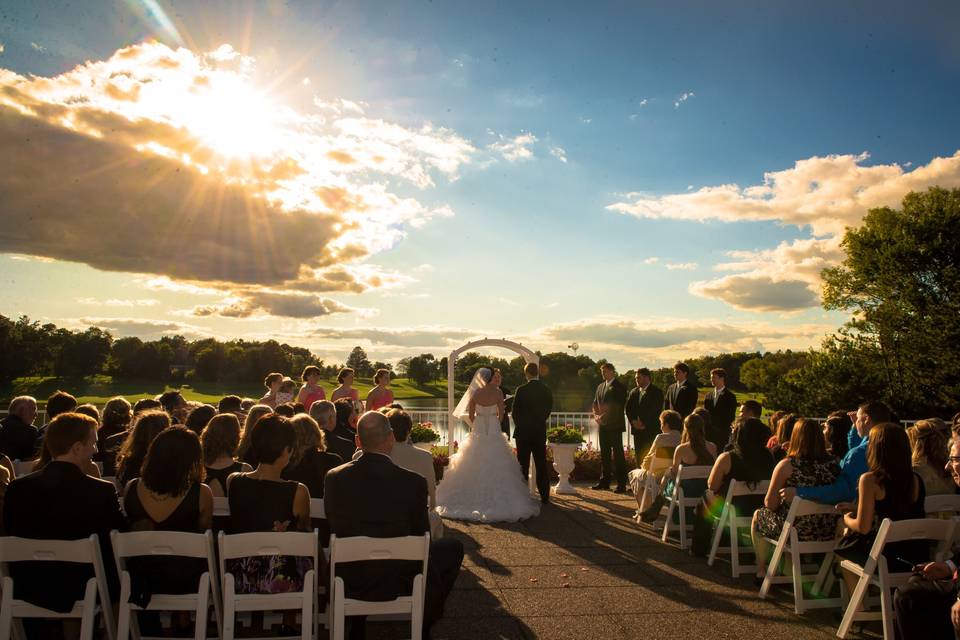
781;401;892;505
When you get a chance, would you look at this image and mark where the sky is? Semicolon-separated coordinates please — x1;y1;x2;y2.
1;0;960;370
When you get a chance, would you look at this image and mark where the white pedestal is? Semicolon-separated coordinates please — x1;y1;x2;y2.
549;443;579;495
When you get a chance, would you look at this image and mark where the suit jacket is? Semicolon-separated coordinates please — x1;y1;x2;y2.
324;453;429;601
499;385;513;435
625;384;664;439
594;378;627;432
325;426;358;465
703;388;738;446
512;379;553;441
390;441;438;509
3;461;126;612
0;414;39;461
663;379;698;418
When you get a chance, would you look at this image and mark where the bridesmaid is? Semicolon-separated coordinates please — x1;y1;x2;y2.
296;366;326;412
365;369;394;412
258;373;283;409
330;368;360;406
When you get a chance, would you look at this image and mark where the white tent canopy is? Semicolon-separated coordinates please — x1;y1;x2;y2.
446;338;539;445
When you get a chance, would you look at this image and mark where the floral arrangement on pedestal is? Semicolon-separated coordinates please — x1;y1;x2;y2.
546;424;585;444
410;421;440;447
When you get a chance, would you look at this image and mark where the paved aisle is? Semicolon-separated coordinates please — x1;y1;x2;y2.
363;486;872;639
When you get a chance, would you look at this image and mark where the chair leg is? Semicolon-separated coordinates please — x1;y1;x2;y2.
117;573;131;640
790;546;804;614
332;579;345;640
837;572;870;639
760;529;787;599
301;571;313;640
79;579;98;640
879;581;895;640
661;499;676;543
812;552;834;597
195;574;210;640
678;501;688;549
730;512;740;577
707;506;727;566
0;577;13;640
411;574;424;640
223;576;235;640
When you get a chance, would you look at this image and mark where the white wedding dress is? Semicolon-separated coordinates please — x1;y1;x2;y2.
435;404;541;522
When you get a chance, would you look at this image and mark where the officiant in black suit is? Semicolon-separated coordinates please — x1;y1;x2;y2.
703;368;737;449
512;362;553;503
625;367;664;469
663;361;698;418
592;362;628;493
495;368;513;436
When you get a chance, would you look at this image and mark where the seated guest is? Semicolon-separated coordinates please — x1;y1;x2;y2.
782;401;891;506
893;435;960;638
133;397;162;414
218;395;243;415
238;404;272;466
769;413;797;462
366;369;395;412
693;418;774;556
40;390;78;431
201;413;253;497
275;403;296;418
240;398;256;411
325;411;464;640
310;400;355;464
0;396;39;461
184;403;217;437
297;365;327;413
751;418;841;581
385;409;443;539
2;413;125;614
907;419;954;495
225;414;312;597
724;399;763;451
639;412;717;523
116;409;170;488
834;423;926;596
258;372;284;408
74;403;100;425
123;426;213;609
33;435;102;478
157;390;188;424
98;396;132;445
822;411;852;460
326;399;359;462
631;410;683;513
282;413;343;498
764;411;786;449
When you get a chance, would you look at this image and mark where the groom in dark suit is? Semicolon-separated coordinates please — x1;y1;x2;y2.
512;362;553;503
592;362;628;493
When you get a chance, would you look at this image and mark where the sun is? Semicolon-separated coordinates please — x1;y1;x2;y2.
185;75;282;160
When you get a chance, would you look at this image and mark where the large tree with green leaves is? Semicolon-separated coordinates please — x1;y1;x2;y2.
819;187;960;415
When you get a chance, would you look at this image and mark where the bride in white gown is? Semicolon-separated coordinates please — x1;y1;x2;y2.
435;367;541;522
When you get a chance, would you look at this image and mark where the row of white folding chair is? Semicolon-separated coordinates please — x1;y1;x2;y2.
836;517;956;640
327;534;430;640
707;480;770;577
213;498;326;521
0;534;115;640
757;497;841;614
659;465;712;550
923;493;960;517
111;530;221;640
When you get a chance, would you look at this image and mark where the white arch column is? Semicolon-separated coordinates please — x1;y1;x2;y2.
446;338;539;447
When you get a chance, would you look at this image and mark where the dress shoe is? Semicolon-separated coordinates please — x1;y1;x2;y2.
591;482;610;491
613;485;627;494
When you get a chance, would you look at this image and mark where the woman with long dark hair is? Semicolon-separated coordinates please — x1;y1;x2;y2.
116;410;170;489
201;413;253;497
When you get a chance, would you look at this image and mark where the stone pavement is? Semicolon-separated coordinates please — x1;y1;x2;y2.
364;485;880;640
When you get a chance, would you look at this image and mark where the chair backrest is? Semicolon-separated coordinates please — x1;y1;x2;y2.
310;498;326;520
111;530;213;562
729;479;770;498
784;496;840;521
675;464;712;482
0;535;96;566
328;534;429;602
924;494;960;516
218;530;319;585
867;517;956;576
12;459;35;477
213;497;230;517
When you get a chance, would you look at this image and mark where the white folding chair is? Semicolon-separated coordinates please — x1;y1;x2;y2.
218;531;318;640
707;480;770;577
328;534;430;640
111;530;222;640
630;456;673;515
758;497;842;613
660;465;712;549
10;461;34;478
837;517;956;640
212;498;230;518
309;499;325;520
924;494;960;517
0;535;116;640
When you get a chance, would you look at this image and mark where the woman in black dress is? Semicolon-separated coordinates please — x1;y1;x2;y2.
116;409;170;491
123;426;213;630
225;413;311;595
282;414;343;498
200;413;253;497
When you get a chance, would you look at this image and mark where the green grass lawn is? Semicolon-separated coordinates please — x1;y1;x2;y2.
2;375;455;406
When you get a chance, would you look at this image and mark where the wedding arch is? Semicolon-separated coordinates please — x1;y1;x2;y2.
446;338;539;445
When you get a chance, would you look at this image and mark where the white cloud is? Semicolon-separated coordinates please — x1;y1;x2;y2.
76;297;159;307
30;42;45;52
608;151;960;311
673;91;695;108
638;98;648;107
641;257;659;265
191;291;355;319
579;116;592;124
550;146;568;163
74;316;210;340
488;132;537;162
665;262;698;271
0;42;5;55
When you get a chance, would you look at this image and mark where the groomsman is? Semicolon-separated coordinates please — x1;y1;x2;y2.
592;363;628;493
703;368;737;449
624;368;664;469
663;361;697;418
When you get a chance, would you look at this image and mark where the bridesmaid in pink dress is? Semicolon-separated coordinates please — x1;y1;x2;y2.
365;369;394;412
330;368;360;411
258;372;283;408
296;366;326;412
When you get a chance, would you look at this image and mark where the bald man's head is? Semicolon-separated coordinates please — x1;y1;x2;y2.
357;410;395;454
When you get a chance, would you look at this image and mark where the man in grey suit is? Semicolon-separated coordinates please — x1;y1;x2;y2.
512;362;553;503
